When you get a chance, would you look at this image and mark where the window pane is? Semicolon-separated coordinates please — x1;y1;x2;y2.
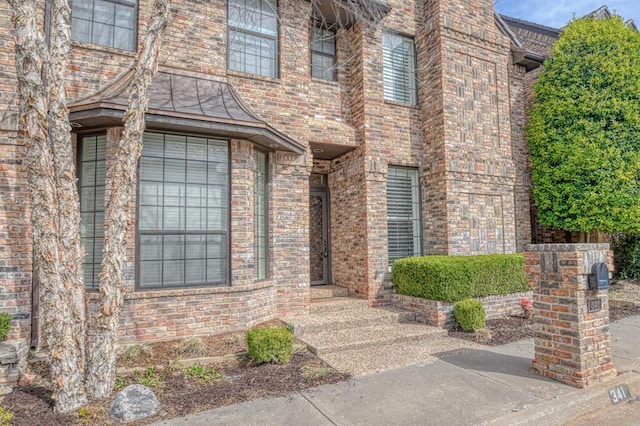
140;157;163;181
71;0;137;50
94;0;115;24
140;261;162;287
186;235;206;259
72;18;92;43
115;3;135;28
163;235;184;260
114;28;134;50
311;26;336;81
254;151;268;279
78;135;107;289
92;22;114;47
383;33;417;105
140;235;162;261
186;260;206;284
73;0;94;20
138;133;230;288
228;0;277;78
187;162;207;184
387;166;421;265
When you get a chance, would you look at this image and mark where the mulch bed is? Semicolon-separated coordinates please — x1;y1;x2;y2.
2;350;348;425
449;304;640;346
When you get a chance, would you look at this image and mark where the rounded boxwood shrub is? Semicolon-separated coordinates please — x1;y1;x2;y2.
454;299;486;332
0;312;12;341
246;327;293;365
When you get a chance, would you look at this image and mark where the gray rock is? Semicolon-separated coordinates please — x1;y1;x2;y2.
109;384;160;422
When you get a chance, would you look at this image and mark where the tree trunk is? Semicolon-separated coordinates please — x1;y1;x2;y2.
85;0;171;398
10;0;87;412
46;0;88;389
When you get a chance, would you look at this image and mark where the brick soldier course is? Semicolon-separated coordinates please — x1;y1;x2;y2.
0;0;633;364
525;244;616;388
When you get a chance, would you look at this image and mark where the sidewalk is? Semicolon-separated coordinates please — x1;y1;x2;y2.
152;316;640;426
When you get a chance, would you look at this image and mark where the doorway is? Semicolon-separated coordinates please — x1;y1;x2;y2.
310;175;330;285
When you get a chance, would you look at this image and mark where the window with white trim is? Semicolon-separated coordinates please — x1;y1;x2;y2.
71;0;137;51
228;0;278;78
382;33;417;105
387;166;422;265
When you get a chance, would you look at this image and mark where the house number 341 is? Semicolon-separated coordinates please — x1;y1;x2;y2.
608;384;631;405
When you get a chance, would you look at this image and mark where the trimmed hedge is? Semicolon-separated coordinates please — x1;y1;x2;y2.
392;254;529;302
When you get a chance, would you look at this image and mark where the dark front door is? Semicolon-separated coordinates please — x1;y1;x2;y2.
310;186;330;285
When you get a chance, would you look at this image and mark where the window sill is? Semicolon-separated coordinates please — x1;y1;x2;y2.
86;280;274;300
384;99;419;109
310;77;339;86
227;69;280;84
71;40;137;57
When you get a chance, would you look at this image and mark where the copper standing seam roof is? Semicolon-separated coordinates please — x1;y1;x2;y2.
68;67;306;154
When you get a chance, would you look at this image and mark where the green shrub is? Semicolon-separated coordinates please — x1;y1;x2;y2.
611;234;640;279
0;406;13;426
454;299;486;332
246;327;293;365
392;254;529;302
0;312;12;341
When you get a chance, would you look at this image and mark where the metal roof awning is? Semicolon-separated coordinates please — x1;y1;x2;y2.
69;67;306;155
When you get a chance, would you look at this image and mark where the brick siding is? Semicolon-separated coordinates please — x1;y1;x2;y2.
393;291;533;328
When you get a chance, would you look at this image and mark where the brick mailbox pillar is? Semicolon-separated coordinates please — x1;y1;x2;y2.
524;243;616;388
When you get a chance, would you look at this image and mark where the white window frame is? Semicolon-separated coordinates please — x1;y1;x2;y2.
382;32;417;105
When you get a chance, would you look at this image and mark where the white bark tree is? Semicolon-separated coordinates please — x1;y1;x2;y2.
86;0;171;398
10;0;171;412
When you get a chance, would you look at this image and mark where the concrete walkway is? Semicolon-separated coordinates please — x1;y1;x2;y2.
152;316;640;426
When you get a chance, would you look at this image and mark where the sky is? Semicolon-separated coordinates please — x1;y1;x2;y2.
493;0;639;28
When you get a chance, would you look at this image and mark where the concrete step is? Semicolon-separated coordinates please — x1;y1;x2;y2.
309;297;371;314
310;285;349;300
288;306;417;336
302;322;447;355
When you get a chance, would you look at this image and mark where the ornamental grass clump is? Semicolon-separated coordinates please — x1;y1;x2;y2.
246;327;293;365
454;299;486;332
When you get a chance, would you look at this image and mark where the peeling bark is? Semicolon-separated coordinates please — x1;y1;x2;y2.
10;0;87;413
86;0;171;398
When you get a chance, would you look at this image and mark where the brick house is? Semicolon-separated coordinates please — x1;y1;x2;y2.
0;1;630;351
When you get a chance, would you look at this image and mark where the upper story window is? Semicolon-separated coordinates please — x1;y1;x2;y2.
71;0;137;51
228;0;278;78
310;25;337;81
382;33;417;105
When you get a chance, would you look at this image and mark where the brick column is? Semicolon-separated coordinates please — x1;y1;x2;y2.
525;243;616;388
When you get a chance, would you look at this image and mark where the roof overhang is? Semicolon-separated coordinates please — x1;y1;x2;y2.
69;67;306;155
512;48;546;72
